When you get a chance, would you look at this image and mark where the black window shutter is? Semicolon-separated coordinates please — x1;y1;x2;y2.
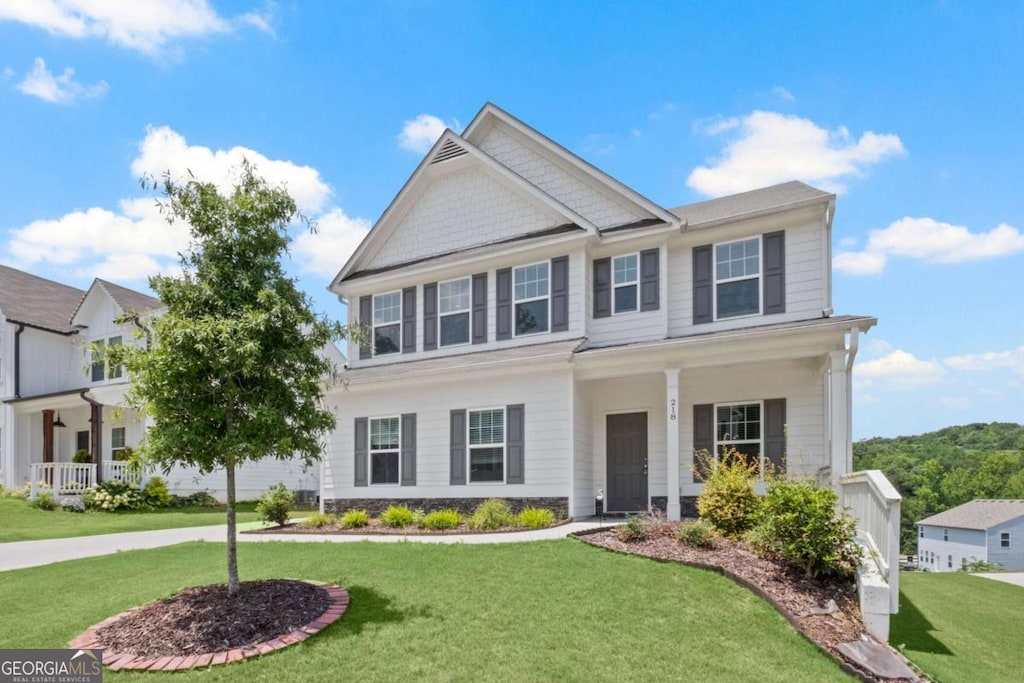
354;417;368;487
693;404;713;482
692;245;713;325
495;268;512;340
506;404;525;484
401;413;417;486
640;248;660;312
593;257;611;318
402;286;416;353
550;256;569;332
764;398;786;475
423;282;437;351
763;231;786;315
472;272;487;344
450;409;467;485
358;296;372;359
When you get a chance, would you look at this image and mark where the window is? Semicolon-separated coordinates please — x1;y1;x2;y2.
948;555;953;569
439;277;471;346
372;292;402;355
76;430;90;453
715;237;761;319
513;262;549;336
468;408;505;482
612;253;638;314
111;427;126;460
943;529;948;542
919;527;924;539
91;340;105;381
108;336;123;378
369;417;400;484
1001;532;1011;548
715;402;762;465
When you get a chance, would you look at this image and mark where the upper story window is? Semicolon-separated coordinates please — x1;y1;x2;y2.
369;416;400;484
943;529;949;542
612;253;639;314
373;292;402;355
514;262;549;336
1001;532;1011;548
468;407;505;482
715;237;761;319
91;336;123;382
716;402;761;462
919;527;924;539
439;277;471;347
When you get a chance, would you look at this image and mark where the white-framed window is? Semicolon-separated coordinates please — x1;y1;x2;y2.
948;554;953;569
468;407;505;483
439;277;471;347
943;529;949;542
513;262;549;336
91;335;124;382
714;236;761;319
714;401;762;463
369;416;400;485
372;292;402;355
612;253;639;314
1001;532;1011;548
111;427;126;460
919;527;924;539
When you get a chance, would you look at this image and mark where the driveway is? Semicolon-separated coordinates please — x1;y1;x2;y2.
971;571;1024;587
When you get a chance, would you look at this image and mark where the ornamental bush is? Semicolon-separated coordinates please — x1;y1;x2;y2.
29;491;57;511
256;483;295;527
83;480;143;511
420;509;462;530
518;506;555;529
142;476;172;507
695;447;762;539
72;449;92;464
678;519;718;549
468;498;515;530
614;513;647;542
381;504;415;528
339;509;370;529
300;512;335;529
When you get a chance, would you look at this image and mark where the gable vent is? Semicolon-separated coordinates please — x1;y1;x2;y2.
430;138;468;164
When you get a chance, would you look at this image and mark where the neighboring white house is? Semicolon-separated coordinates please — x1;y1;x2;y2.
0;267;322;501
918;499;1024;571
321;103;877;522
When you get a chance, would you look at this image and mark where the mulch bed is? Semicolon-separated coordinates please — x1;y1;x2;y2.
245;518;571;536
577;522;913;682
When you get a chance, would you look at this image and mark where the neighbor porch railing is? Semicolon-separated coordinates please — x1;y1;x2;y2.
30;463;95;498
102;460;147;486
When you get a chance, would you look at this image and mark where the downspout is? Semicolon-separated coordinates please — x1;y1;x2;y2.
845;327;860;472
13;323;25;398
80;390;104;484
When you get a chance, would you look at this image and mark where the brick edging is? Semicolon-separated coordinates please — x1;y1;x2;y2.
68;580;349;672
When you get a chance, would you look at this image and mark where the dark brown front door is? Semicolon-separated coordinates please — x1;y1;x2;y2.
607;412;648;512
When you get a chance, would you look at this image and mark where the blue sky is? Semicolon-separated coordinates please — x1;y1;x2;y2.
1;1;1022;439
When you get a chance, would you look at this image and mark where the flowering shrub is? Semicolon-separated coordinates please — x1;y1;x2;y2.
83;480;143;511
256;483;295;527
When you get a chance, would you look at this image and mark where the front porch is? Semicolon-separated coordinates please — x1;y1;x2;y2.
29;461;147;499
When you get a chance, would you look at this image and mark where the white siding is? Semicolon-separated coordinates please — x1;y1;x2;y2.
324;368;573;501
162;460;319;502
572;379;593;516
18;328;79;397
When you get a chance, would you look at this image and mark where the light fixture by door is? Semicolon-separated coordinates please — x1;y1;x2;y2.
54;412;67;428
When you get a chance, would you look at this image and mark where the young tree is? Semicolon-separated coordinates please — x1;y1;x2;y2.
114;161;346;595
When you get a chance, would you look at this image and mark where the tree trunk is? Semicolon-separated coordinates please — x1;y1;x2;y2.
226;454;240;595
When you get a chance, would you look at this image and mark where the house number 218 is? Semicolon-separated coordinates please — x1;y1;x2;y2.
669;398;677;421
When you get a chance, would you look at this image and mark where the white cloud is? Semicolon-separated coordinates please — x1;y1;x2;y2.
772;86;795;102
648;102;676;121
834;217;1024;275
582;133;615;156
855;349;945;389
132;126;332;214
15;57;107;104
293;208;371;278
0;0;269;55
944;346;1024;376
397;114;454;154
687;110;905;197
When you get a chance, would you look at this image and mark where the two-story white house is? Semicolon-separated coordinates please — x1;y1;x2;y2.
322;103;876;521
0;267;321;500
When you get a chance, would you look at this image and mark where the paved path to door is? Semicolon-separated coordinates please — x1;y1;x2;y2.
971;571;1024;587
0;519;618;573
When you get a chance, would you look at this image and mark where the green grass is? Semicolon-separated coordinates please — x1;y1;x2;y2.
0;497;307;543
892;572;1024;682
0;540;852;682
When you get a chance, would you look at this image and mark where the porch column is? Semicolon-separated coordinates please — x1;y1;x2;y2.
665;368;681;521
89;403;104;484
41;409;55;463
828;350;849;487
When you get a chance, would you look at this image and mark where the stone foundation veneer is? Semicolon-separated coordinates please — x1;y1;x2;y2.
325;497;569;518
650;496;700;519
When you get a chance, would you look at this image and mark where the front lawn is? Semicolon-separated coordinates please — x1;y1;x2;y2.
0;498;307;543
892;572;1024;683
0;540;852;682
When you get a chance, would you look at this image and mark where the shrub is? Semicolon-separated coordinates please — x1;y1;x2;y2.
83;480;143;511
339;509;370;529
678;519;717;549
381;504;415;528
468;498;515;530
115;446;134;462
72;449;92;464
695;447;762;539
256;483;295;527
29;491;57;511
300;512;335;529
142;477;172;508
518;506;555;529
170;491;220;508
750;479;861;579
62;499;86;513
615;513;647;542
420;509;462;530
5;482;45;499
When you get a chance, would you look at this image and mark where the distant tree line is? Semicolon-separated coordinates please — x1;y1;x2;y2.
853;423;1024;553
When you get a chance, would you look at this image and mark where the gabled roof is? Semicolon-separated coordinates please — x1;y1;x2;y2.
917;499;1024;531
70;278;162;327
0;265;85;334
670;181;833;229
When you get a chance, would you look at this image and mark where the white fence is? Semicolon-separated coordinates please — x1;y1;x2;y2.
30;463;95;498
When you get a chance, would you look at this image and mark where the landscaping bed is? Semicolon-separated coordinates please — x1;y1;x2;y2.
245;517;572;536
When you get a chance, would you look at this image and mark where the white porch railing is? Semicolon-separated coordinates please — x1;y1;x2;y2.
30;463;95;498
102;460;147;486
840;469;902;641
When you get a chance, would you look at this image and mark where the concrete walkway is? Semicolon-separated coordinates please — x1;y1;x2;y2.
971;571;1024;587
0;519;618;573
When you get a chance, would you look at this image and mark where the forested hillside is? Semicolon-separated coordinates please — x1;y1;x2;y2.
853;423;1024;552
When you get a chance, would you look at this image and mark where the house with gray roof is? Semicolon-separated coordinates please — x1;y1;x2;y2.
917;499;1024;571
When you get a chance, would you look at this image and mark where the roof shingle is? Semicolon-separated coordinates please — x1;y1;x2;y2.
917;499;1024;530
669;181;833;228
0;265;86;334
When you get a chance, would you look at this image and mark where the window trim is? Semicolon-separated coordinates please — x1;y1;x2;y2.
437;276;472;348
713;400;764;466
368;415;401;486
90;335;125;383
1001;532;1011;548
611;252;640;315
371;290;403;357
111;426;127;460
943;528;948;542
712;236;763;321
467;406;506;484
512;260;551;337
